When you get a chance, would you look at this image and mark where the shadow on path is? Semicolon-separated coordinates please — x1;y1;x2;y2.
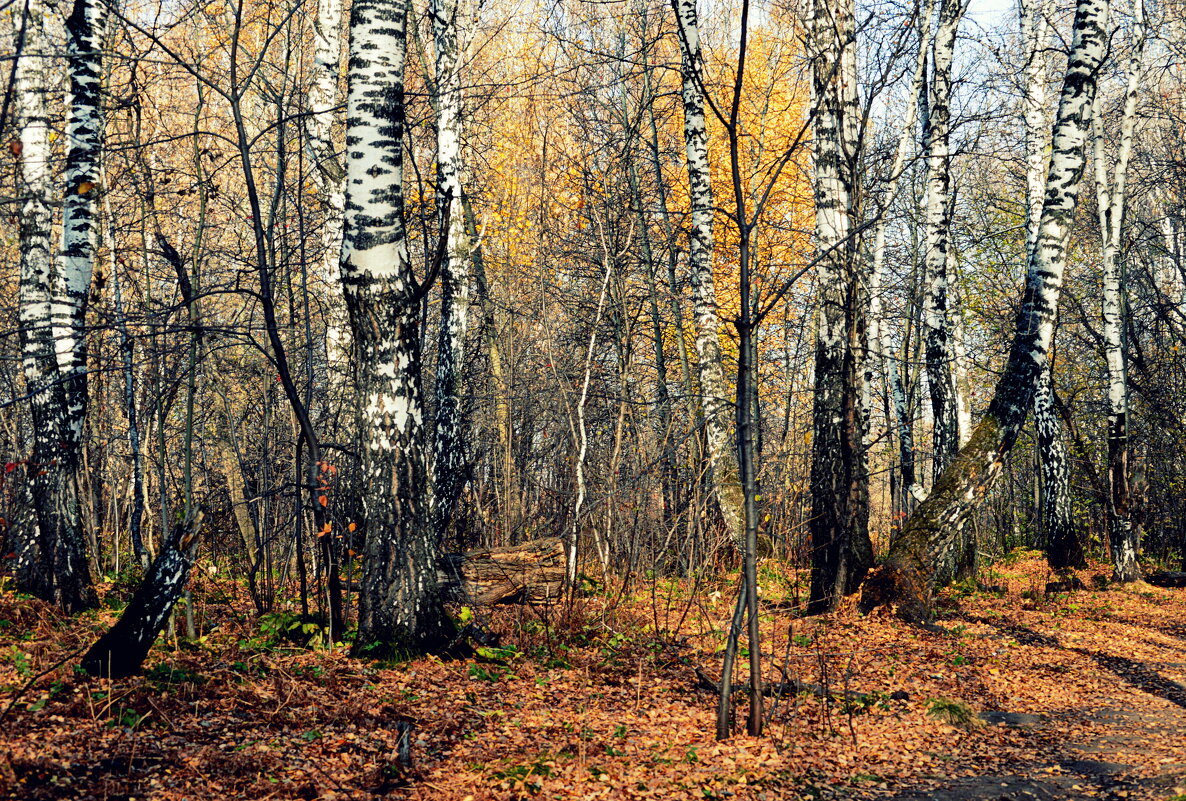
881;617;1186;800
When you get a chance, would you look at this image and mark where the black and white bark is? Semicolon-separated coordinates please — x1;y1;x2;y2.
671;0;746;548
861;0;1109;620
1092;0;1145;583
14;0;97;613
342;0;450;655
920;0;966;482
430;0;471;542
806;0;874;613
306;0;351;402
1022;0;1084;569
868;0;936;509
80;513;203;678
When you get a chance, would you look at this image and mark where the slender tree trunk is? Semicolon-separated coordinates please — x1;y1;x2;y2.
431;0;471;541
806;0;873;613
671;0;746;548
868;0;936;510
921;0;965;483
1092;0;1145;583
860;0;1109;620
464;194;515;542
15;0;97;612
343;0;449;655
307;0;350;404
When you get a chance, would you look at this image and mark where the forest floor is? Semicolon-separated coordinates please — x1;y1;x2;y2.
1;552;1186;800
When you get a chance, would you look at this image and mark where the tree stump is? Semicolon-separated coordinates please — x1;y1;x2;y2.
440;538;565;605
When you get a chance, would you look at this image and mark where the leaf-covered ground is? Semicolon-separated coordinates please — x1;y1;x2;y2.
2;553;1186;800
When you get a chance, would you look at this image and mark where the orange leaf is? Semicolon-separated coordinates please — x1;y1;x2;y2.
318;495;328;507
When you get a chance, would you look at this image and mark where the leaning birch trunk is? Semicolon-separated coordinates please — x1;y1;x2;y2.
860;0;1109;621
306;0;351;403
1022;0;1084;569
671;0;746;548
342;0;450;655
867;0;936;509
1092;0;1145;583
920;0;965;483
81;512;203;678
430;0;471;541
14;1;96;613
806;0;873;613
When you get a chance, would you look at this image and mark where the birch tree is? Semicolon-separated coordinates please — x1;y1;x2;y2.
1092;0;1147;583
671;0;746;548
14;0;98;612
861;0;1110;620
867;0;936;510
920;0;966;482
430;0;471;541
1022;0;1084;569
806;0;873;613
342;0;450;654
306;0;351;401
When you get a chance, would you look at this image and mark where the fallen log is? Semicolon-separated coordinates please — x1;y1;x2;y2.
1145;571;1186;588
439;538;565;605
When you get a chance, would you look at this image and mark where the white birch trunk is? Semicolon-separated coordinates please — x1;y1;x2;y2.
307;0;350;402
342;0;448;654
672;0;746;548
806;0;873;612
1023;0;1083;568
14;0;96;612
430;0;472;540
863;0;1110;619
920;0;965;482
1092;0;1146;583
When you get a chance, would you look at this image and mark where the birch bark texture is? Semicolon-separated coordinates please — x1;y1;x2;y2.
15;0;98;612
671;0;746;548
342;0;449;654
1092;0;1146;583
430;0;472;541
806;0;873;613
920;0;966;482
867;0;936;509
1022;0;1084;569
306;0;351;402
861;0;1110;620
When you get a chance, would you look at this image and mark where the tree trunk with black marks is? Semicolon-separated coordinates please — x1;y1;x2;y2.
430;0;471;542
80;513;203;678
860;0;1109;621
343;0;450;656
1092;0;1145;584
14;0;97;613
306;0;351;405
806;0;873;613
921;0;966;483
671;0;745;549
1021;0;1084;570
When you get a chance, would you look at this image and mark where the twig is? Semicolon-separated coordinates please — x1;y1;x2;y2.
0;645;88;723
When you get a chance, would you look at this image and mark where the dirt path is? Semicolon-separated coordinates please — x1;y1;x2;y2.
886;622;1186;801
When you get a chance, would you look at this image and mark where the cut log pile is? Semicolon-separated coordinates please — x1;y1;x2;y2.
440;537;566;605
